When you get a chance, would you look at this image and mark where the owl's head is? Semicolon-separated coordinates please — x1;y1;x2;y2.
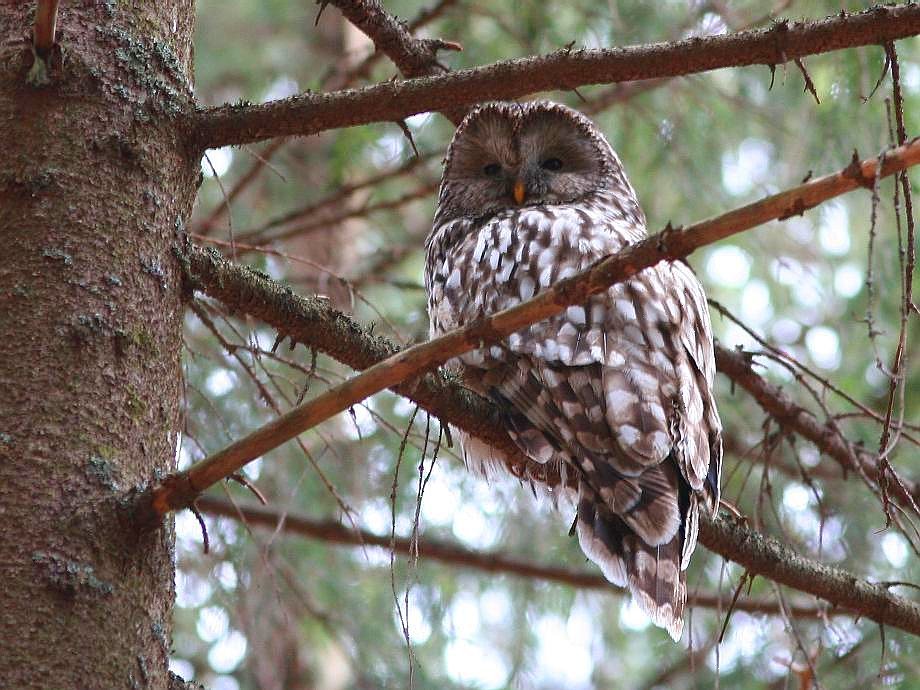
434;101;638;225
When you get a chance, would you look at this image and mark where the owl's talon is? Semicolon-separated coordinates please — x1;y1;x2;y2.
719;498;745;522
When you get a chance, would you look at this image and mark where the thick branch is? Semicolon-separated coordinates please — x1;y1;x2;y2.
193;5;920;149
698;513;920;636
196;497;837;620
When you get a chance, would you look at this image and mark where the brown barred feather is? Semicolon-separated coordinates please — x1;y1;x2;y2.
426;101;722;641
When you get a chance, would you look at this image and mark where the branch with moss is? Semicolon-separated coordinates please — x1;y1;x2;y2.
191;5;920;150
698;514;920;635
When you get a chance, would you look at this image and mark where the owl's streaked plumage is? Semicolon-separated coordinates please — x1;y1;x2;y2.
424;101;722;640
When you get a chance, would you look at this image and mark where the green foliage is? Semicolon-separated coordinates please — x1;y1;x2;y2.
177;2;920;689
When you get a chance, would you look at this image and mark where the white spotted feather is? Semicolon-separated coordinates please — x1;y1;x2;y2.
425;101;722;641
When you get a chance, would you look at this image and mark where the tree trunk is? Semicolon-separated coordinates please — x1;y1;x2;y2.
0;4;197;687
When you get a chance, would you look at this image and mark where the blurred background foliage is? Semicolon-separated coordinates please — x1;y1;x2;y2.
176;1;919;688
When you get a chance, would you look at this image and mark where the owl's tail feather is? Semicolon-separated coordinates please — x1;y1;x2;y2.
575;486;687;641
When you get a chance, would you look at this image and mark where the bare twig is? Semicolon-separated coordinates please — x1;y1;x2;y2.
195;139;287;236
192;6;920;150
228;473;267;505
710;298;920;444
794;57;820;104
641;637;718;689
196;496;837;620
322;0;461;78
188;300;361;529
323;0;459;89
876;42;917;525
321;0;465;125
581;79;670;116
238;179;439;247
192;235;408;343
234;151;435;240
715;347;920;512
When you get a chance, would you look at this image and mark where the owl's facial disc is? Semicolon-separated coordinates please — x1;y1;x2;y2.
513;110;606;205
435;101;621;224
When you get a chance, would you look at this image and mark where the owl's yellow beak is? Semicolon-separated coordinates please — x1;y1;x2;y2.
512;180;526;205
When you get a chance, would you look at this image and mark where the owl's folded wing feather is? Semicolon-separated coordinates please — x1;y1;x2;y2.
427;207;721;639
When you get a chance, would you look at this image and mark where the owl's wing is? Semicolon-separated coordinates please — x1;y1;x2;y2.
484;211;720;493
514;269;721;640
429;208;722;504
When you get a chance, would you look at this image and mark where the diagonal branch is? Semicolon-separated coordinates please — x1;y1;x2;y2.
144;141;920;636
167;140;920;516
196;496;841;620
27;0;61;86
32;0;60;58
192;5;920;150
136;139;920;524
182;245;530;468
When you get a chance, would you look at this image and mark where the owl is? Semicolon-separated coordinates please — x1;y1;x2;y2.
424;101;722;640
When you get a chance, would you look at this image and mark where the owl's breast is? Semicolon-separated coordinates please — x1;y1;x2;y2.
426;204;636;337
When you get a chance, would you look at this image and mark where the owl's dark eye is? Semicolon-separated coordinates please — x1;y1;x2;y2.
482;163;501;176
541;157;563;171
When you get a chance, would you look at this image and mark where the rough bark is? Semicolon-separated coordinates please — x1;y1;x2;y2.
0;4;198;688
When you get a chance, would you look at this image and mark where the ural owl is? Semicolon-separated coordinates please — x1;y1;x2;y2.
424;101;722;640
